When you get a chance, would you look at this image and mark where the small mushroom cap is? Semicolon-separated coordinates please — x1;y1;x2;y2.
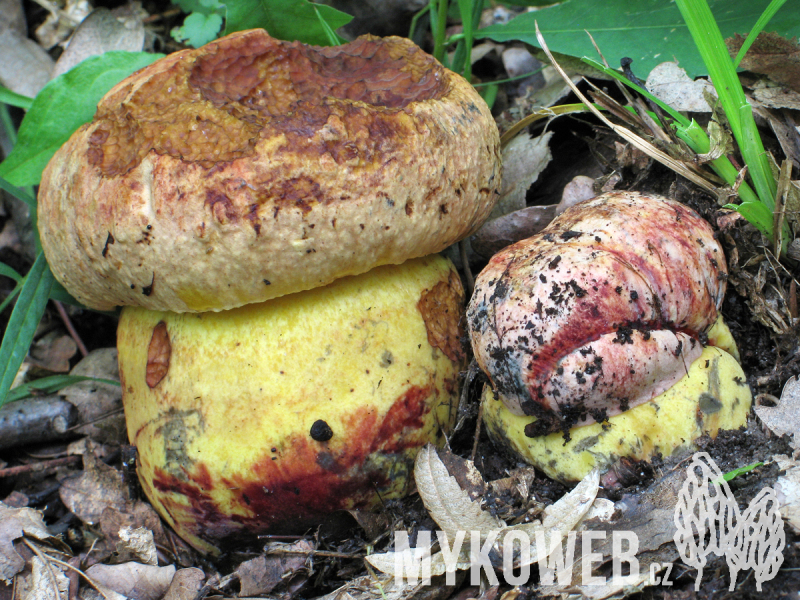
468;191;727;432
39;30;501;312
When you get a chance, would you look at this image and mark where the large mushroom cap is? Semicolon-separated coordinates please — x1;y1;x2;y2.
39;29;501;312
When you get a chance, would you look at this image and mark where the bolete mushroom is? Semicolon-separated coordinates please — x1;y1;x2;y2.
37;30;501;553
467;191;751;482
38;29;501;313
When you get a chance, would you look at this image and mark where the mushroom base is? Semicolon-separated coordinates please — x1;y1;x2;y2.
482;346;752;484
118;255;465;553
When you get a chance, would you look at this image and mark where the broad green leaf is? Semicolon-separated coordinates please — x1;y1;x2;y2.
0;85;32;110
224;0;353;46
477;0;800;79
173;11;224;47
5;375;120;404
0;252;55;409
0;52;164;187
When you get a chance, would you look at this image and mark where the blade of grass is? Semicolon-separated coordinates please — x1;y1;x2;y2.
674;0;777;207
0;252;55;409
431;0;450;64
0;263;22;283
0;175;36;209
732;0;787;67
0;286;21;316
409;3;431;40
583;56;763;208
0;86;33;111
1;104;17;147
5;375;120;404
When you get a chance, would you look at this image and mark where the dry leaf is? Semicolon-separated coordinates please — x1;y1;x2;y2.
645;62;716;112
471;205;558;258
0;503;52;581
236;541;311;596
22;556;69;600
162;568;204;600
29;333;77;373
727;32;800;93
414;445;505;542
315;572;459;600
85;563;175;600
0;27;53;98
62;348;125;444
755;375;800;453
557;175;596;215
117;527;157;566
774;455;800;534
52;6;146;78
502;469;600;566
59;451;129;524
490;131;553;219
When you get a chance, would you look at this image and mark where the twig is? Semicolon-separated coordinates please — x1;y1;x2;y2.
265;547;365;559
470;401;483;462
459;240;474;297
23;539;62;600
44;555;119;600
53;301;88;358
0;455;80;478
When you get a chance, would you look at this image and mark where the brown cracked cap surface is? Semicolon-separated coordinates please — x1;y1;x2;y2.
39;29;502;312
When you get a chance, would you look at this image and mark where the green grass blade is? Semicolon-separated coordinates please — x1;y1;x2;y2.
0;263;22;283
733;0;787;67
0;252;55;409
0;85;33;110
674;0;747;139
5;374;120;404
581;57;690;127
723;201;774;235
0;176;36;209
0;286;21;317
1;104;17;147
738;102;777;207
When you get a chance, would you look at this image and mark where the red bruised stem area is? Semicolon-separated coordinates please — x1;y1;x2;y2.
144;385;435;549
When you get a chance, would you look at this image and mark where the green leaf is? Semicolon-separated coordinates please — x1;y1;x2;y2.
477;0;800;79
313;6;345;46
0;52;164;187
0;263;22;283
713;461;763;483
0;85;33;110
724;200;775;236
733;0;787;67
173;11;224;47
224;0;353;46
5;374;120;404
0;252;55;409
0;176;36;209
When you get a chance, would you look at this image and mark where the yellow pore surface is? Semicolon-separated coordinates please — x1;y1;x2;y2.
118;255;462;552
482;346;751;483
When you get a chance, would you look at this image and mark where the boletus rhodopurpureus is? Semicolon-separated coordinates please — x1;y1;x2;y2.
467;191;751;483
37;30;501;553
